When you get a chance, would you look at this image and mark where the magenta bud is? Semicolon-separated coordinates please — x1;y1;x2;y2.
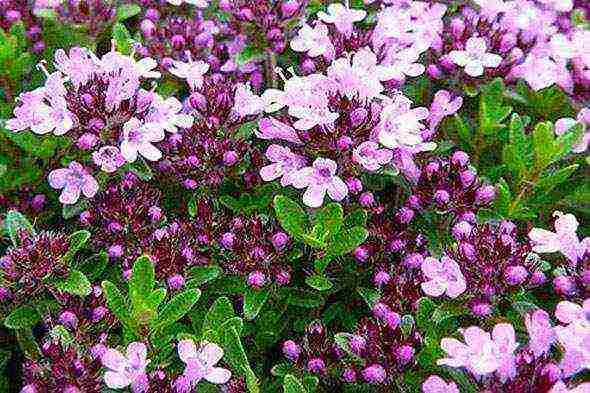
505;265;528;285
271;232;289;251
281;0;299;17
460;242;477;260
247;271;266;288
342;368;357;383
372;302;391;319
59;311;78;329
148;206;163;222
350;107;368;127
181;247;194;261
434;189;450;205
336;136;353;150
220;232;236;249
275;270;291;285
407;195;421;210
145;8;159;21
426;64;442;79
32;41;45;54
76;133;99;150
359;192;374;207
108;244;124;259
167;274;185;290
282;340;301;361
353;246;370;262
308;358;326;374
362;364;386;384
425;161;440;176
452;221;472;239
385;311;401;330
5;10;21;22
79;210;92;225
553;275;577;296
471;301;493;317
31;194;46;212
530;271;547;286
239;7;254;21
223;150;238;166
374;271;391;286
183;179;198;189
301;58;316;74
396;345;415;364
349;335;366;353
459;169;476;187
91;306;107;322
451;151;470;167
140;19;156;38
540;363;561;383
396;207;414;224
171;35;185;50
475;185;496;205
450;17;465;39
346;177;363;194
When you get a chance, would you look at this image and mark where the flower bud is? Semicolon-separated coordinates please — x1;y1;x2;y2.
336;136;353;150
530;271;547;286
353;246;370;262
385;311;401;330
342;368;357;383
452;221;472;239
349;335;366;353
505;265;528;285
396;345;415;365
247;271;266;288
108;244;124;259
167;274;185;290
403;253;423;269
346;177;363;194
434;189;450;205
459;169;476;187
281;0;299;17
471;301;493;317
374;271;391;286
140;19;156;38
276;270;291;285
271;232;289;251
282;340;301;361
31;194;46;212
362;364;386;384
372;302;390;319
451;151;470;167
307;358;325;374
59;311;78;329
223;150;238;166
359;192;374;207
553;275;577;296
148;206;163;222
220;232;235;249
396;207;414;224
475;185;496;205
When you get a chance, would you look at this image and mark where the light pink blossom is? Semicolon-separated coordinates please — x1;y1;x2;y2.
524;309;555;358
428;90;463;129
421;375;459;393
550;381;590;393
378;95;429;149
292;158;347;208
260;145;306;186
177;340;231;387
420;256;466;298
101;342;150;393
256;118;303;144
48;161;99;205
169;55;210;91
528;211;588;265
290;22;335;59
317;3;366;38
352;141;393;171
120;118;165;162
555;299;589;325
449;37;502;77
92;146;126;173
146;96;193;134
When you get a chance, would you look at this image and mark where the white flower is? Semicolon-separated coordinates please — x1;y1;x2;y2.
146;95;193;133
317;3;366;38
169;54;210;91
290;23;334;59
378;96;429;149
449;37;502;77
120;118;165;162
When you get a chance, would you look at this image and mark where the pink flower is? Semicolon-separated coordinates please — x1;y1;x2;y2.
555;299;590;325
554;318;590;377
92;146;126;173
292;158;347;208
48;161;99;205
421;375;459;393
317;3;366;38
327;47;399;101
428;90;463;129
177;340;231;387
146;96;193;134
101;342;150;393
528;211;588;265
290;22;335;59
438;323;518;381
378;95;429;149
420;256;466;298
120;118;165;162
289;105;339;131
510;53;572;92
449;37;502;77
233;83;266;117
352;141;393;171
524;309;555;358
260;145;307;186
169;55;210;91
53;47;97;88
256;118;303;144
550;381;590;393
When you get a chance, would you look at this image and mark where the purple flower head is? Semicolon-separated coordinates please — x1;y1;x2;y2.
396;345;415;365
420;256;466;298
101;342;150;392
307;358;326;374
247;271;266;288
504;265;529;285
177;340;231;386
48;161;98;205
353;141;393;172
58;311;78;329
271;232;289;251
169;55;209;91
362;364;386;384
167;274;185;290
292;158;347;208
282;340;301;362
92;146;126;173
260;145;306;187
422;375;459;393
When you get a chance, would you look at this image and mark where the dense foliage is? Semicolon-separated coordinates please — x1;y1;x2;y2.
0;0;588;392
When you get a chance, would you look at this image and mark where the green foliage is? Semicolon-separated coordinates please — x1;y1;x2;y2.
54;270;92;297
4;306;40;329
283;374;308;393
3;210;34;246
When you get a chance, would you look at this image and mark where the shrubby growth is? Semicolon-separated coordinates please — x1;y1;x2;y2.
0;0;588;392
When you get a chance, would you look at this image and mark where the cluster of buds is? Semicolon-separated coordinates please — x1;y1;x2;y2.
33;0;117;37
0;0;45;53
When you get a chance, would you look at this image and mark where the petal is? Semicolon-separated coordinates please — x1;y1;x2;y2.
555;301;583;324
47;168;70;189
174;114;194;129
464;61;484;77
463;326;491;349
466;37;487;55
303;184;327;208
445;277;466;298
178;340;197;364
81;176;99;198
138;143;162;161
421;279;446;297
120;140;138;163
326;176;348;201
492;323;516;349
449;51;470;67
260;163;284;182
554;213;579;235
528;229;560;253
59;185;81;205
101;349;127;372
126;342;148;369
205;367;232;384
483;53;502;68
104;371;131;389
200;342;224;366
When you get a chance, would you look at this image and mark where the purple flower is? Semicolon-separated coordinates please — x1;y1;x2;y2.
177;340;231;386
169;55;209;91
292;158;347;208
421;375;459;393
550;381;590;393
554;312;590;377
449;37;502;77
256;118;303;144
48;161;98;205
145;96;193;134
361;364;386;384
524;309;555;358
555;299;590;325
282;340;301;361
92;146;126;173
428;90;463;128
529;211;588;265
420;256;466;298
260;145;306;186
290;22;334;59
120;118;165;162
352;141;393;172
101;342;150;392
317;3;366;38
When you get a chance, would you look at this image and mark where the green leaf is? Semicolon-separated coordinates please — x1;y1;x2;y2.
344;209;367;228
243;289;269;321
102;281;133;329
112;23;133;55
1;129;61;159
54;269;92;297
313;203;343;241
4;306;40;329
416;297;437;333
283;374;307;393
186;266;222;288
129;255;155;311
61;230;90;262
3;210;34;246
480;78;512;135
234;44;264;66
502;113;529;180
273;195;308;240
147;288;167;311
326;226;368;257
203;297;235;335
78;251;108;280
116;3;141;21
357;287;380;309
152;289;201;330
223;327;259;393
305;274;333;291
534;164;579;193
282;288;324;308
532;122;556;171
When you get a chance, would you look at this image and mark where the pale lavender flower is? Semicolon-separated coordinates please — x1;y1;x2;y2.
528;211;588;265
550;381;590;393
53;47;97;87
169;55;210;91
101;342;150;392
146;96;193;134
120;118;165;162
352;141;393;171
260;145;307;186
421;375;459;393
92;146;126;173
378;95;429;149
48;161;99;205
554;317;590;377
290;22;335;59
233;83;266;117
420;256;466;299
256;118;303;144
317;3;366;38
524;309;555;358
555;299;590;325
449;37;502;77
177;340;231;386
510;53;572;92
428;90;463;129
292;158;347;208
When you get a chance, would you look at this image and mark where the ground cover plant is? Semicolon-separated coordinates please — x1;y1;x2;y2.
0;0;589;392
